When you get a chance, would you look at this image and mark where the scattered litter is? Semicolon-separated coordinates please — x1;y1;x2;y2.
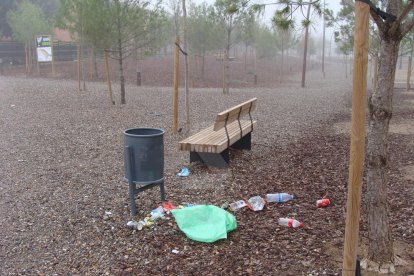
316;198;330;208
278;218;304;228
229;200;247;211
172;249;179;254
103;211;113;220
150;206;165;220
220;201;229;209
171;205;237;243
11;105;15;107
143;218;154;226
266;193;295;203
127;220;145;230
162;201;177;212
176;167;190;177
247;196;266;211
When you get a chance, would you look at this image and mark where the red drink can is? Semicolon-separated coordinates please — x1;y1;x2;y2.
317;198;330;208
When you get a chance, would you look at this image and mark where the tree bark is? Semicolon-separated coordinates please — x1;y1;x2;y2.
223;28;231;94
322;0;326;79
407;51;413;91
172;36;179;135
372;54;379;95
201;51;205;80
25;43;29;75
301;3;311;88
92;47;99;80
280;32;285;84
366;36;400;272
119;46;125;105
182;0;190;132
116;1;126;105
244;44;248;74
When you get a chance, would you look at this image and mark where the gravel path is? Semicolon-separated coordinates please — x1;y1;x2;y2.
2;64;411;275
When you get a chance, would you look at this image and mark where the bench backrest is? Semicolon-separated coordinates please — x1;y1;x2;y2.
213;98;257;131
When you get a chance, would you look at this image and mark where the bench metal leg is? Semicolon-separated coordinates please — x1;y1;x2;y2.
190;149;229;168
231;132;251;150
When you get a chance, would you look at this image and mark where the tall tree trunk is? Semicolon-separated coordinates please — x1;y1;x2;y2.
223;28;231;94
345;54;348;78
182;0;190;132
116;1;126;105
406;50;413;91
365;37;400;273
92;47;99;80
280;32;285;84
119;46;125;105
254;47;257;84
398;52;402;69
244;44;248;74
25;43;29;75
372;54;379;94
28;42;33;75
301;3;311;88
77;44;81;91
201;51;205;80
322;0;326;78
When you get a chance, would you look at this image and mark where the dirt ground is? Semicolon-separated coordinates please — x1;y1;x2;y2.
0;57;413;275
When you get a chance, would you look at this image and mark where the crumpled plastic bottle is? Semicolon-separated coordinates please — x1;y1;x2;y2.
248;196;266;211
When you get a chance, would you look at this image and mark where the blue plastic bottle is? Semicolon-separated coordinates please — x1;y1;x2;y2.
265;193;295;203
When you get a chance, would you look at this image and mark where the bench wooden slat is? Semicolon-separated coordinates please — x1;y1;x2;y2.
213;98;257;131
179;119;256;153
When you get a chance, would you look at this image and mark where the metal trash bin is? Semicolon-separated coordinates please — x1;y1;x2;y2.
123;128;165;215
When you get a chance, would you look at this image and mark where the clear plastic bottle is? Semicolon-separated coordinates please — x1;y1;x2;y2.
266;193;295;203
278;218;304;228
229;200;247;211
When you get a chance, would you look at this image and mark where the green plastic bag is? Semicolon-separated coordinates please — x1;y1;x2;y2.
171;205;237;243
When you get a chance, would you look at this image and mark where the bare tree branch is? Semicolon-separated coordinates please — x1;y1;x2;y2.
400;15;414;39
389;0;414;34
370;8;387;36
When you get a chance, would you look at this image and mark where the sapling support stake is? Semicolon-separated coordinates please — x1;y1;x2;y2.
342;1;369;275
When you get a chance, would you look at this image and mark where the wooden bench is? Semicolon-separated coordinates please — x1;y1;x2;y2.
179;98;257;167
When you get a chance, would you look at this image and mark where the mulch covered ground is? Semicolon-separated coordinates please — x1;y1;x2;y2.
1;61;413;275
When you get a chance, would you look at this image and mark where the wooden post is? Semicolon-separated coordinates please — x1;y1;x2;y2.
342;1;370;276
77;44;81;91
172;36;180;135
104;50;115;105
